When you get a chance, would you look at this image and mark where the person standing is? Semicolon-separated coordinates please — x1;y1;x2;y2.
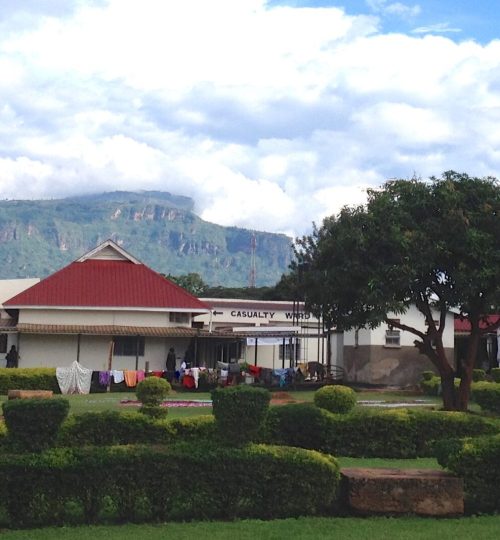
6;345;18;368
166;347;176;382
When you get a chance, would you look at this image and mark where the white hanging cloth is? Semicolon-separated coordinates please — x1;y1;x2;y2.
56;360;93;394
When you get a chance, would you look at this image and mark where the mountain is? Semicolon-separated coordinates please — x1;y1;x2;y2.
0;191;293;286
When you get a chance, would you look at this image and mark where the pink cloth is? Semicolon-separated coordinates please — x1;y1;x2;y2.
137;370;145;383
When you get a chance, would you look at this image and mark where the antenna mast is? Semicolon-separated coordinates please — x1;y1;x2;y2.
249;233;256;288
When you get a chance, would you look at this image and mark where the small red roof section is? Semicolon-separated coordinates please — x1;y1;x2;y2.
4;240;210;312
454;315;500;333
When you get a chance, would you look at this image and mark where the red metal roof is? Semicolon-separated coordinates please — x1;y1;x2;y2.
4;259;210;311
454;315;500;333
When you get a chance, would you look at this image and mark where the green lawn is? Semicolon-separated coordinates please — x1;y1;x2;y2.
0;516;499;540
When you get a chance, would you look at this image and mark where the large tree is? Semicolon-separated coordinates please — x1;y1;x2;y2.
294;172;500;410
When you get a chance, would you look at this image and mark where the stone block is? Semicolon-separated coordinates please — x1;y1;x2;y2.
8;389;53;400
341;467;463;516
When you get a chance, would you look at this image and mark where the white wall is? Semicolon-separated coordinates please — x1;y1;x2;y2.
17;334;192;371
19;308;192;328
344;306;455;348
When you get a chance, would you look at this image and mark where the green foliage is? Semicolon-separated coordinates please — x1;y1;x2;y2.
0;368;59;394
472;369;487;382
167;416;217;442
421;370;436;381
0;443;340;527
2;398;69;452
264;404;497;458
294;172;500;410
471;382;500;413
491;368;500;383
167;272;208;295
437;434;500;513
136;377;171;406
211;385;270;446
58;411;175;446
408;408;497;456
314;385;357;414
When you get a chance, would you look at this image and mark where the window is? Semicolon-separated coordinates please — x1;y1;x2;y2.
113;336;145;357
279;339;301;361
169;312;190;324
385;319;400;347
0;334;7;354
385;330;401;347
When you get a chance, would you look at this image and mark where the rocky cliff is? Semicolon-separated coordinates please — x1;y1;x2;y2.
0;191;293;286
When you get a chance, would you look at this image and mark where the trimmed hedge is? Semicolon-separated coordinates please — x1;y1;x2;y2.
0;368;60;394
265;403;498;458
2;398;69;452
491;368;500;383
472;369;487;382
0;442;340;528
212;385;270;446
436;434;500;513
58;411;176;446
471;382;500;414
314;385;357;414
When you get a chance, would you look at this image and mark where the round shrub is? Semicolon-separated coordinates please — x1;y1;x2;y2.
421;370;436;381
136;377;171;406
211;385;270;446
2;397;69;452
472;369;487;382
314;384;357;414
490;368;500;383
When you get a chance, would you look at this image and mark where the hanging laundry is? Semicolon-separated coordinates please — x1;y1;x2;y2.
112;370;125;384
98;371;111;387
136;370;145;383
124;370;138;387
56;361;93;394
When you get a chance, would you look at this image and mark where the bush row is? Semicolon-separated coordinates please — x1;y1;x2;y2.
0;368;60;394
471;382;500;414
49;405;497;458
0;442;340;528
436;434;500;513
264;404;498;458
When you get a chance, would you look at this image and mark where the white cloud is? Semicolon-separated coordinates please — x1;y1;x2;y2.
367;0;420;19
0;0;500;238
412;22;462;35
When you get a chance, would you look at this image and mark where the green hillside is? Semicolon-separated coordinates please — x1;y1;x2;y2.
0;191;293;286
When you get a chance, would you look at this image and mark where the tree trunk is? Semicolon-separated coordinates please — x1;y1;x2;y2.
440;372;458;411
457;329;480;411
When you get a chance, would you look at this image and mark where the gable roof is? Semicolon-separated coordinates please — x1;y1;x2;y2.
4;240;209;312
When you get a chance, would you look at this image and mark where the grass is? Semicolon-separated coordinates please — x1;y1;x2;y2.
0;516;499;540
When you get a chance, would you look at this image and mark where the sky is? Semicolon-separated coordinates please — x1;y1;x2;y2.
1;0;500;238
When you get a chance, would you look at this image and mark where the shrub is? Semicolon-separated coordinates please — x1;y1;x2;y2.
472;368;487;382
314;385;356;414
437;434;500;513
58;410;175;446
265;404;497;459
491;368;500;383
420;376;440;395
211;385;270;446
0;368;59;394
471;382;500;414
264;403;332;452
407;408;497;456
0;442;340;527
168;416;216;442
2;398;69;452
421;370;436;381
136;377;171;406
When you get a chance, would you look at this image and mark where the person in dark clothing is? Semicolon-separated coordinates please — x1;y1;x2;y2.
166;347;176;382
6;345;18;368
